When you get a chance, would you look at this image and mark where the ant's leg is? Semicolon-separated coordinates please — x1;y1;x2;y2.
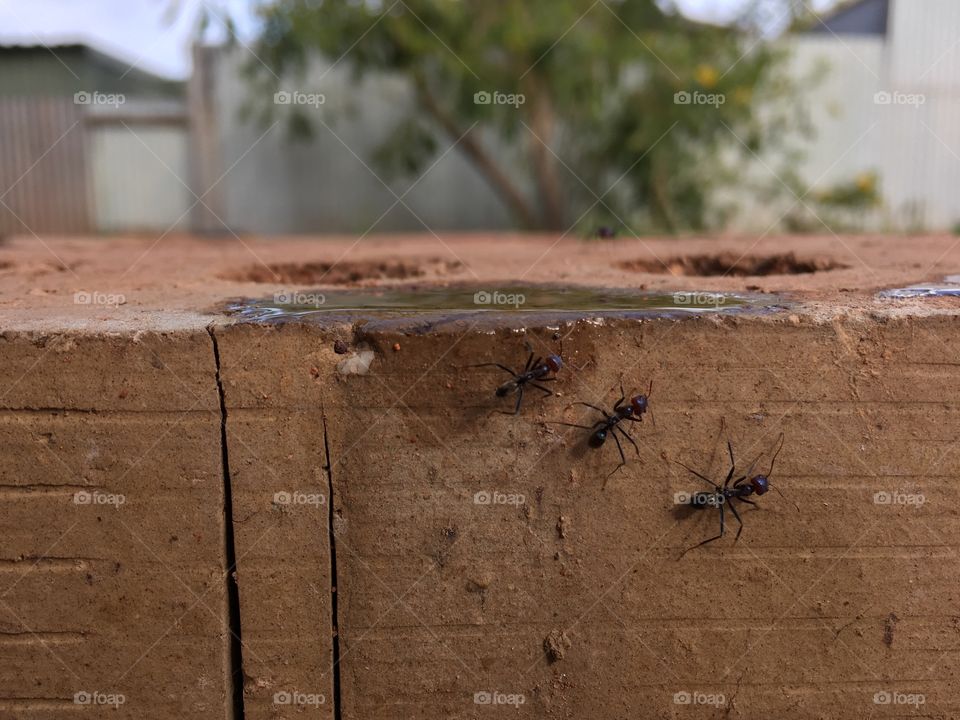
612;431;627;470
613;380;627;410
497;386;524;416
603;434;627;489
729;500;745;542
738;498;757;506
470;363;518;377
530;382;554;397
680;502;725;557
616;425;641;456
513;385;524;415
524;352;535;372
573;402;611;418
675;461;720;490
546;421;595;429
724;440;736;489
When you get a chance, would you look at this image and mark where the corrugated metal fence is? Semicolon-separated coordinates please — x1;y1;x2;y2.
0;97;89;234
0;97;191;236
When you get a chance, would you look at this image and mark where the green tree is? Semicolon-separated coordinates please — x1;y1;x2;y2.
247;0;807;233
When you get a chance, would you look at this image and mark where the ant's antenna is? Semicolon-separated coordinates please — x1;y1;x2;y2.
766;433;785;477
765;434;798;511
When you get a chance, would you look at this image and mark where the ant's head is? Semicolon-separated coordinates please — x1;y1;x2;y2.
749;475;770;495
545;355;563;373
629;394;649;417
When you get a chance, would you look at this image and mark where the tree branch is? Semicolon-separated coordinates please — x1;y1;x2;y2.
413;74;538;229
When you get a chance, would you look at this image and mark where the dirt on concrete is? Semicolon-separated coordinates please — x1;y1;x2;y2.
2;233;960;719
0;230;958;329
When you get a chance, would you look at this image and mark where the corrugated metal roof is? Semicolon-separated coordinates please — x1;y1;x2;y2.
809;0;890;36
0;36;180;83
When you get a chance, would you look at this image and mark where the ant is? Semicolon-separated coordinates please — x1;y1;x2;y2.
470;345;562;415
677;431;795;555
549;380;652;483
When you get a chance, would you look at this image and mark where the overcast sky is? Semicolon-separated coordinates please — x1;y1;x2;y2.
0;0;840;79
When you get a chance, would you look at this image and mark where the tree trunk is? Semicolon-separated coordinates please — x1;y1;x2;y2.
651;154;679;233
526;80;566;231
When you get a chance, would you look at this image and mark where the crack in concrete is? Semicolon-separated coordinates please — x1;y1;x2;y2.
207;326;246;720
322;407;344;720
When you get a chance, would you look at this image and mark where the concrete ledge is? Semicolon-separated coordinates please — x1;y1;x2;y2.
3;233;960;719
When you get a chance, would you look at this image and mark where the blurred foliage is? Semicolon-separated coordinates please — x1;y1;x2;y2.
782;170;881;233
243;0;819;233
813;171;880;208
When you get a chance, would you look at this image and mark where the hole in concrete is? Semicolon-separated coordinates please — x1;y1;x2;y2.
618;252;847;277
228;258;463;286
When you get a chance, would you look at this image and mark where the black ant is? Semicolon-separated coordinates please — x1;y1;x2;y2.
549;380;652;483
677;432;795;555
471;346;562;415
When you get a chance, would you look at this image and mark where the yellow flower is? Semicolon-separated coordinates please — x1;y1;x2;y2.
695;64;719;89
855;173;876;193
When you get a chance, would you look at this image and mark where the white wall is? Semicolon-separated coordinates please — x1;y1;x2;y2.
90;123;191;232
779;0;960;231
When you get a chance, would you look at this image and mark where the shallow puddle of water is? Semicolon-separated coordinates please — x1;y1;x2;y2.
879;284;960;299
226;285;782;323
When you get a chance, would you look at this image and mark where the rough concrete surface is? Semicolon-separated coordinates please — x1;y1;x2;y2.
2;233;960;719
